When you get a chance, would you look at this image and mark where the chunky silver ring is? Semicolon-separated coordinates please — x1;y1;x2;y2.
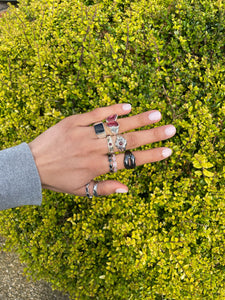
115;135;127;151
93;122;106;139
85;182;92;199
93;182;98;197
107;135;114;154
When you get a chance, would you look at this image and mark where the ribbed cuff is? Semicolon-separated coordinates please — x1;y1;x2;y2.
0;143;42;210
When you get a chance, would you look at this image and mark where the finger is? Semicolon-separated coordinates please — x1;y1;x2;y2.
87;109;163;141
96;147;173;176
96;124;176;154
118;110;162;133
74;180;129;197
118;147;173;168
77;103;132;126
123;124;176;150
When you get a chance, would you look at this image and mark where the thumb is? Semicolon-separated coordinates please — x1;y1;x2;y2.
94;180;128;196
75;180;129;197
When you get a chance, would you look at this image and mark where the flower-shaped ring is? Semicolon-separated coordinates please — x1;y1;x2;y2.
115;135;127;152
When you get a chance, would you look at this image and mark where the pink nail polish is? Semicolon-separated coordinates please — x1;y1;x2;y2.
116;188;128;193
165;126;176;136
162;148;172;158
122;104;131;111
148;111;161;121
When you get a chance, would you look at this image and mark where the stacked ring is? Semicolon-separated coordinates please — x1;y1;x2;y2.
124;150;136;169
85;181;99;198
108;154;117;173
93;182;98;197
85;182;92;198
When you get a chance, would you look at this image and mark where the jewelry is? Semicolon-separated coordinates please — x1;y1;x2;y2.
93;182;98;197
115;135;127;151
124;150;136;169
85;182;92;198
106;114;119;135
112;154;118;172
108;154;117;173
107;135;114;154
94;122;106;138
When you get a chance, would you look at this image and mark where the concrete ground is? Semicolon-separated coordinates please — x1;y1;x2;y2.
0;236;70;300
0;2;70;299
0;2;8;14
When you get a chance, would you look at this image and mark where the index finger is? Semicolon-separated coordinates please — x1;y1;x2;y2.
77;103;132;126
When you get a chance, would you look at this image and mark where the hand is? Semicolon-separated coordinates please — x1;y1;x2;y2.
28;104;176;197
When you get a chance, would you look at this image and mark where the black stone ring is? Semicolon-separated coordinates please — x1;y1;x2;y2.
124;150;136;169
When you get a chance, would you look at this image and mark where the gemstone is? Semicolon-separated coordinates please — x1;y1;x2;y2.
106;114;117;122
107;121;119;127
115;135;127;151
94;123;105;134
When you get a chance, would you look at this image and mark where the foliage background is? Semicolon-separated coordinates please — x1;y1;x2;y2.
0;0;224;298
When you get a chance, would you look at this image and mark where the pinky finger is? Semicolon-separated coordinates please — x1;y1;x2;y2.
74;180;129;197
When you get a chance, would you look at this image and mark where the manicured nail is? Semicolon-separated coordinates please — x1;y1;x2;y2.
122;104;132;111
148;111;161;121
162;148;172;158
116;188;128;194
165;125;176;136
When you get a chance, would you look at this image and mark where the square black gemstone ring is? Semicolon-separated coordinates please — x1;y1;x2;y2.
94;122;106;138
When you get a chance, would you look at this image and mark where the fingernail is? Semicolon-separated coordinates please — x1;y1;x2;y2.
165;125;176;136
148;111;161;121
122;104;132;111
162;148;172;158
116;188;128;194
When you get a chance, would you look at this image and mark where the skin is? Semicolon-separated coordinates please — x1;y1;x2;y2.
28;103;176;197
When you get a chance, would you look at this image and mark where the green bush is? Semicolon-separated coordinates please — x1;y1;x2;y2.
0;0;225;298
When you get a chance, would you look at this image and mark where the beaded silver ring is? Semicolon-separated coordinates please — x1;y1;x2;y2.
108;154;117;173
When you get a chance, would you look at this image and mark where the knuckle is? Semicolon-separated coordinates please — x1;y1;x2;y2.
90;107;102;119
137;113;146;127
127;133;137;148
153;127;163;141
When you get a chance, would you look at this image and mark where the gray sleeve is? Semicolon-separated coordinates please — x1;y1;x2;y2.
0;143;42;210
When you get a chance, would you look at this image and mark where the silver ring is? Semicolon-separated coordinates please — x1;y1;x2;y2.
93;122;106;139
85;182;92;199
107;135;114;154
106;114;119;135
93;182;98;197
108;154;118;173
115;135;127;151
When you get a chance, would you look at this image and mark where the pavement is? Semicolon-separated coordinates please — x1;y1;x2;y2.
0;2;8;13
0;236;70;300
0;2;70;299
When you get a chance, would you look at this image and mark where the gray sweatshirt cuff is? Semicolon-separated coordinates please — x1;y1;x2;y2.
0;143;42;210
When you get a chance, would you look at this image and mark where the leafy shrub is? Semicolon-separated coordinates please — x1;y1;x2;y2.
0;0;225;298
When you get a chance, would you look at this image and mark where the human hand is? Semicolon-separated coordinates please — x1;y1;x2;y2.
28;104;176;197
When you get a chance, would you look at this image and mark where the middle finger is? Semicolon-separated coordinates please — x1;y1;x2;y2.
96;124;176;154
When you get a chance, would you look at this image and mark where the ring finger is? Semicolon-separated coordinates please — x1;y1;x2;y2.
94;146;173;177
